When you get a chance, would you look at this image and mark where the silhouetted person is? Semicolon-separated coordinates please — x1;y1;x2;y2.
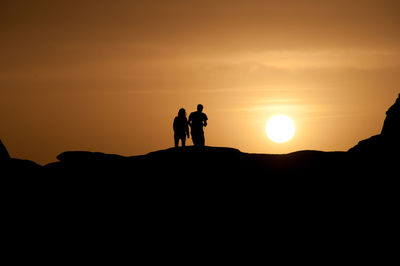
188;104;208;147
173;108;190;147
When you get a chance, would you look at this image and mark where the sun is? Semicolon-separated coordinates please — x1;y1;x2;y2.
265;115;296;143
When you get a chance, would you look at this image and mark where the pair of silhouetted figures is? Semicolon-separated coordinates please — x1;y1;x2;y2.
173;104;208;147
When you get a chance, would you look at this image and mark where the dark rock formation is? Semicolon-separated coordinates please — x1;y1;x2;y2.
5;158;42;175
43;94;400;178
4;100;398;253
381;93;400;139
43;146;351;179
0;138;10;160
349;93;400;155
0;139;41;175
1;94;398;178
43;91;400;177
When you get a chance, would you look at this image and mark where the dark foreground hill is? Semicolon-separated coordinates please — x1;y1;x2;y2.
1;143;397;179
2;93;399;211
2;146;398;261
1;94;399;261
2;93;399;179
45;146;350;177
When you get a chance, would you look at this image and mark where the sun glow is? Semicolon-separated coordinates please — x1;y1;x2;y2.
266;115;296;143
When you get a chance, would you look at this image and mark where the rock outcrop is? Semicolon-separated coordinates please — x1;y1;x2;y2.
1;94;399;177
381;93;400;139
0;139;41;175
0;139;10;160
349;93;400;154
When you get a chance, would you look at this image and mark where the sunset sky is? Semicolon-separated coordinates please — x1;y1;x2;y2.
1;0;399;164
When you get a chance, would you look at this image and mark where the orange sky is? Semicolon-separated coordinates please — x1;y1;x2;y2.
1;0;400;164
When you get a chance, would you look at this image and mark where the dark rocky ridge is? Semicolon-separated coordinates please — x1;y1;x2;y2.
2;95;399;259
0;138;10;160
1;93;399;177
349;93;400;155
0;138;41;176
45;147;351;178
39;93;400;177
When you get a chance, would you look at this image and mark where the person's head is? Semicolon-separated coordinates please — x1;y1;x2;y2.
178;108;186;117
197;104;203;112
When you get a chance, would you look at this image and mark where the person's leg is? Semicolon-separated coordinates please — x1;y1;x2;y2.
174;134;179;147
199;133;205;147
181;136;186;147
191;132;198;146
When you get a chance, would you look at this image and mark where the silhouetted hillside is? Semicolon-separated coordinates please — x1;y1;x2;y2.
39;143;393;179
42;146;351;178
1;94;399;179
349;93;400;167
0;138;41;176
0;139;9;160
2;95;399;259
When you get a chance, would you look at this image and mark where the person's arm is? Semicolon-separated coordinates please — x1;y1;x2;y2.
203;114;208;127
188;114;192;127
173;117;177;132
185;120;190;138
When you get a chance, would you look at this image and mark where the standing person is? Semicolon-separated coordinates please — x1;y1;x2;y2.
188;104;208;147
173;108;190;147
